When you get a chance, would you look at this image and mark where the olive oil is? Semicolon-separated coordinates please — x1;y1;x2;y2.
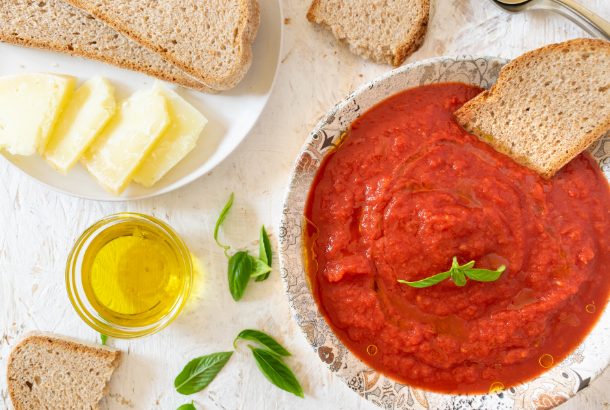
81;221;187;327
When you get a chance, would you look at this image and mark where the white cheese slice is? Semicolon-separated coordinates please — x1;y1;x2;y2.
80;89;170;197
42;77;117;175
133;81;207;187
0;73;77;156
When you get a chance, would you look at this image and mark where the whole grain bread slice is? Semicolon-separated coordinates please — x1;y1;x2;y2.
63;0;261;91
307;0;430;67
454;38;610;179
7;331;122;410
0;0;216;93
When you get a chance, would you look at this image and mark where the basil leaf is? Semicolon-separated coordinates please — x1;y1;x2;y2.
249;256;272;278
174;352;233;395
256;225;273;282
451;269;467;286
397;271;451;288
248;346;304;398
229;251;252;301
234;330;291;357
214;193;234;259
464;266;506;282
100;334;108;345
461;260;475;270
177;401;196;410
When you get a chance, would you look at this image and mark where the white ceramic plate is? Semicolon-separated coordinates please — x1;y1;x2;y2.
0;0;282;201
279;55;610;410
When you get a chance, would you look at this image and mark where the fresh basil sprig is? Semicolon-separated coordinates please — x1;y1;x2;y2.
248;346;304;398
235;329;303;398
214;194;273;301
256;225;272;282
214;193;234;259
234;330;291;357
174;352;233;395
177;401;196;410
100;334;108;345
229;252;252;301
398;257;505;288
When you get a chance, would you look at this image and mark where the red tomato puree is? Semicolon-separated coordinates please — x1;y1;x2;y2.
304;83;610;394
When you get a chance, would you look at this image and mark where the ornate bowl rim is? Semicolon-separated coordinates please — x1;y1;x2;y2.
278;55;610;410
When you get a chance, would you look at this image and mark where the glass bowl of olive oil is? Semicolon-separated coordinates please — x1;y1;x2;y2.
66;213;192;339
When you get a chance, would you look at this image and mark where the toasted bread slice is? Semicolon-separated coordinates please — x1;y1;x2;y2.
7;331;121;410
0;0;216;93
63;0;261;91
454;38;610;179
307;0;429;67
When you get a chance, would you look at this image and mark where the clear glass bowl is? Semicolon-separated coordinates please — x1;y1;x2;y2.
66;213;192;339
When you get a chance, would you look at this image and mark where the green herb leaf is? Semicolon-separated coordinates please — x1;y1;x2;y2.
464;266;505;282
234;330;291;357
176;401;196;410
397;271;451;288
228;251;252;301
451;269;467;286
249;256;272;278
460;259;475;270
248;346;304;398
100;334;108;345
398;257;506;288
214;193;234;259
256;225;273;282
174;352;233;395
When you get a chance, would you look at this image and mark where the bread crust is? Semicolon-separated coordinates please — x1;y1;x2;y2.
7;331;121;410
0;35;216;93
64;0;261;91
306;0;321;22
454;38;610;179
307;0;430;67
391;2;429;67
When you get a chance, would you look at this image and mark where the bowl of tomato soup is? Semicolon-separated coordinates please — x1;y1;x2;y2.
279;56;610;409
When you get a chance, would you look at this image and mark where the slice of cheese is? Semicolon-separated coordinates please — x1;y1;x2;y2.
80;89;170;197
133;81;207;187
42;77;117;175
0;73;77;156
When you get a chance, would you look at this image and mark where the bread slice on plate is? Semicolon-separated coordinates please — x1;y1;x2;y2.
307;0;430;67
63;0;261;91
454;38;610;179
7;331;122;410
0;0;215;93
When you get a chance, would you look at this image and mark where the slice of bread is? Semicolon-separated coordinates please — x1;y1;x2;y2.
454;38;610;179
0;0;216;93
7;331;122;410
307;0;429;67
63;0;261;91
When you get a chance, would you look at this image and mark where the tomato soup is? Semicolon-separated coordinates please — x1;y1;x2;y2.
304;83;610;394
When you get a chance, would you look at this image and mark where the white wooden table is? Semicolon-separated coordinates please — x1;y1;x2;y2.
1;0;609;409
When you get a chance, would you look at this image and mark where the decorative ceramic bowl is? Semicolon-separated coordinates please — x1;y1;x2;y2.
278;56;610;410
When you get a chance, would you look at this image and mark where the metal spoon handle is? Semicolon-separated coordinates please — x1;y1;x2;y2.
534;0;610;40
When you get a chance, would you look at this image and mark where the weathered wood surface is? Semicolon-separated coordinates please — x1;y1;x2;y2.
1;0;609;408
